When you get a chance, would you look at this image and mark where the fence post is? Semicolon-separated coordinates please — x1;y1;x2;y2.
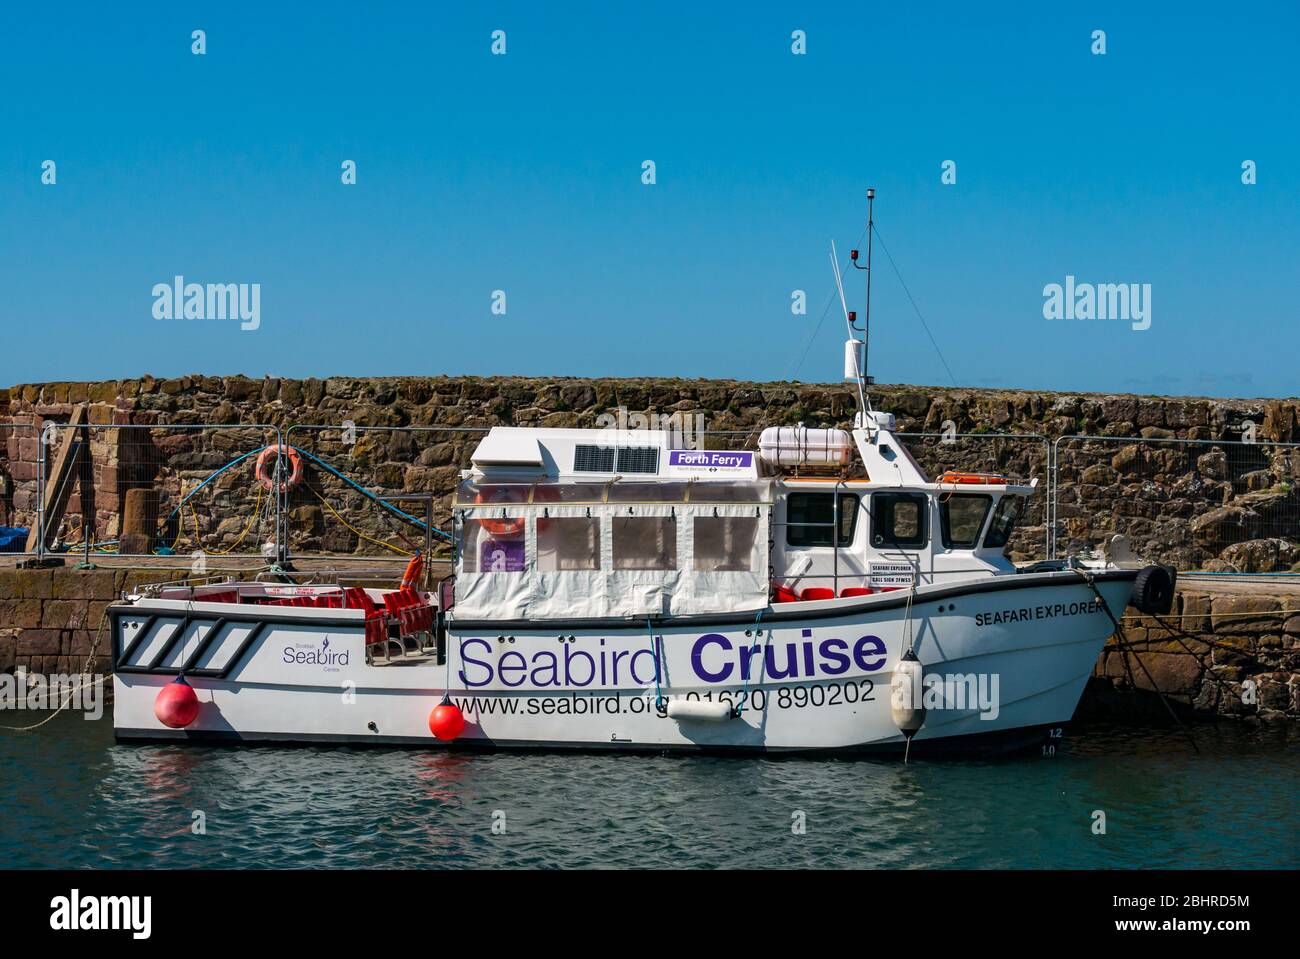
275;427;287;567
81;422;92;568
1047;437;1057;560
35;424;46;564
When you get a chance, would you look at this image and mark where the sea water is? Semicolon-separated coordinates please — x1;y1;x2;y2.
0;712;1294;869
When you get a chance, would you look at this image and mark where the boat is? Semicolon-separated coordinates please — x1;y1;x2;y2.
110;191;1175;754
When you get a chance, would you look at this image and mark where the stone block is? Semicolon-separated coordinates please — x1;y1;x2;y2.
1210;594;1281;631
41;601;79;628
0;600;43;629
17;629;62;656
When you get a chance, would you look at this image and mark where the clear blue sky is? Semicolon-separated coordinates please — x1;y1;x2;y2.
2;2;1296;398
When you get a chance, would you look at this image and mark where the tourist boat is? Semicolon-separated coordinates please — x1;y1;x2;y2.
110;193;1175;754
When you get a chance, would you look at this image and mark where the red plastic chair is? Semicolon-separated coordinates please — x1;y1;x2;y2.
801;587;835;601
840;587;874;597
772;584;800;604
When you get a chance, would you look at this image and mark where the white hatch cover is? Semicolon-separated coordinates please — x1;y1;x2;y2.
471;429;545;468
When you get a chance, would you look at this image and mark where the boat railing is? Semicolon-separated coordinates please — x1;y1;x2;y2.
772;482;856;598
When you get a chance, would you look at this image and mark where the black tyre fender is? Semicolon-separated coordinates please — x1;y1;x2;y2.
1130;564;1176;615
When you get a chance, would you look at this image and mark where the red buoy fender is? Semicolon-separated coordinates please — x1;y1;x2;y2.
154;676;200;729
428;700;465;741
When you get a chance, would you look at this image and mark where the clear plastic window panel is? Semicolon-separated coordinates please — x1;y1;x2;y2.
537;517;601;571
693;516;759;572
611;516;677;570
461;518;526;573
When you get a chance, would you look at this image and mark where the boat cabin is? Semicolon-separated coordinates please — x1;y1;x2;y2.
451;420;1036;621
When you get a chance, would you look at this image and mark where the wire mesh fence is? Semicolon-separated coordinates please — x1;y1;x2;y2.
0;421;40;555
281;424;486;562
1052;435;1300;570
9;413;1299;574
36;423;283;562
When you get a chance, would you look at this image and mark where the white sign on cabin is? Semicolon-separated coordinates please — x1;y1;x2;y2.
868;562;915;588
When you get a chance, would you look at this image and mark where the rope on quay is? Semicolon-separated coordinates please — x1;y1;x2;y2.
1104;616;1249;710
150;443;451;555
306;484;415;557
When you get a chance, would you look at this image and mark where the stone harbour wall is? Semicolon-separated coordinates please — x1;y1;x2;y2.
1082;581;1300;720
0;568;152;680
2;375;1298;566
0;375;1298;722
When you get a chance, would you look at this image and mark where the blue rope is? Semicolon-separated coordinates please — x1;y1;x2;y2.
646;616;665;711
157;445;450;544
734;608;767;717
161;448;261;524
296;447;451;542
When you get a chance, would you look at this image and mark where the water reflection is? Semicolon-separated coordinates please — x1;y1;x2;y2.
1;713;1295;869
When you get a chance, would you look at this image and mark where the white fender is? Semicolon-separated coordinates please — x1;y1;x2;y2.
890;652;927;735
667;700;733;722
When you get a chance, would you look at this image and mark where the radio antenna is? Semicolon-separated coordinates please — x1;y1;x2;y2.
850;187;875;389
831;240;870;421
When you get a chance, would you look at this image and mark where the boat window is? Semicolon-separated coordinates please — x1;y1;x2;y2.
786;492;859;548
532;483;609;504
689;481;771;503
607;481;689;503
983;495;1025;549
461;519;526;573
612;516;677;570
940;494;992;549
694;516;760;572
537;517;601;571
455;481;533;507
870;492;929;549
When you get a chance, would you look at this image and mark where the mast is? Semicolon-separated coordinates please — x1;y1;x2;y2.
851;187;875;391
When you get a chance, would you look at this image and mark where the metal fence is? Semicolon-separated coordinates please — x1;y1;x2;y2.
1052;435;1300;570
34;422;283;564
0;421;40;556
7;413;1300;574
280;424;487;563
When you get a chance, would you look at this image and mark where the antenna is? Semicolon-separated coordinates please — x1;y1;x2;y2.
830;241;870;421
850;188;875;388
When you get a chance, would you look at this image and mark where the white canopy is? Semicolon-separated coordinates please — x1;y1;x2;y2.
452;480;772;621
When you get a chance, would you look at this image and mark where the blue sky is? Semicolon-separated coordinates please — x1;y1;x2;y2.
2;2;1296;397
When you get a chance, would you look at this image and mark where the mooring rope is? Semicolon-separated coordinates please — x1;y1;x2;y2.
0;608;109;733
1073;569;1199;753
734;607;769;717
645;616;665;711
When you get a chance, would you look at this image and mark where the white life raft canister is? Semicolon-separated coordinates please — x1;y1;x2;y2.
758;427;853;469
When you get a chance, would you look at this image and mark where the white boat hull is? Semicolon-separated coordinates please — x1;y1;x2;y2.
111;570;1136;754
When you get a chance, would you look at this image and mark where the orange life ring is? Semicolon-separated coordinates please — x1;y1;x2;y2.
937;470;1006;486
474;488;525;537
401;552;424;591
256;445;304;492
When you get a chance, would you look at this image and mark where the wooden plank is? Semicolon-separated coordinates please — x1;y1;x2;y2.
26;404;87;552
